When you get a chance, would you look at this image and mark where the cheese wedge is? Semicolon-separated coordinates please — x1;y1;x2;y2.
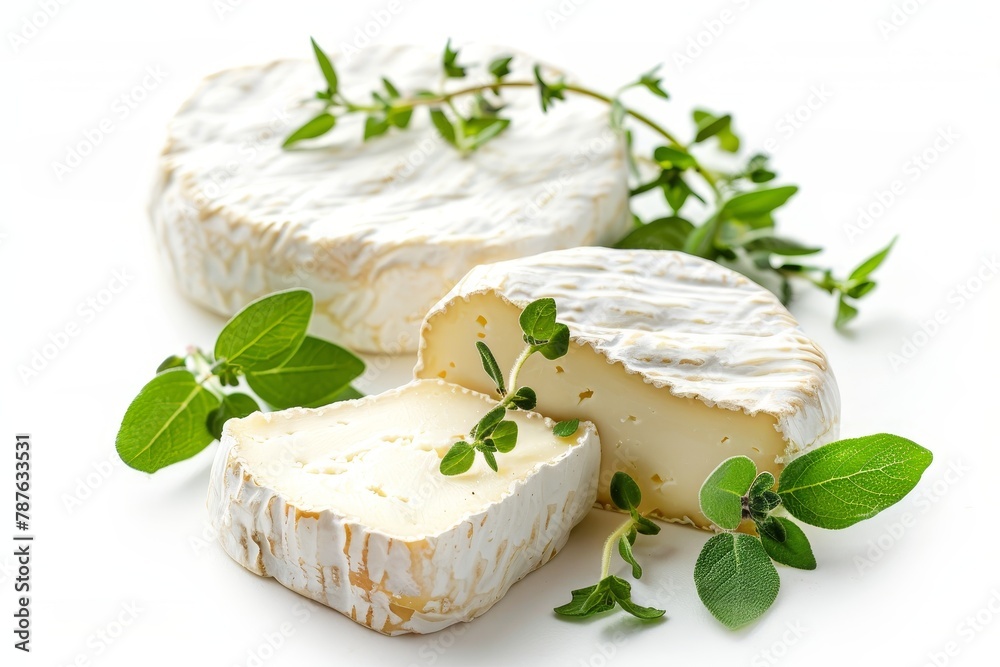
207;379;600;635
151;44;630;354
414;247;841;528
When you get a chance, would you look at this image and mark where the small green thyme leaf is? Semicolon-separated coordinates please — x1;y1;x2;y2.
481;448;499;472
508;386;537;410
850;237;897;282
463;116;511;149
610;471;642;511
606;576;665;620
632;513;660;536
653;146;695;170
310;37;338;95
553;419;580;437
363;115;390;141
618;534;642;578
615;217;694;251
442;39;467;78
440;441;476;475
472;405;506;440
553;580;616;618
489;420;518;453
534;65;566;112
283;112;337;148
748;490;781;518
429;108;458;147
638;65;669;99
722;186;799;219
488;55;513;80
476;341;506;396
760;518;817;570
755;515;787;543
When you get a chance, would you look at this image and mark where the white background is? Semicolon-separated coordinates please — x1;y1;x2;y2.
2;0;999;665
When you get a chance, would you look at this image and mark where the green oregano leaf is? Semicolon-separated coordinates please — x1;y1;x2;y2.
755;515;787;543
537;323;570;360
614;217;694;252
116;369;221;473
519;297;558;343
245;336;364;410
207;392;260;441
156;355;186;374
699;456;757;530
777;434;933;529
749;471;776;497
214;289;313;373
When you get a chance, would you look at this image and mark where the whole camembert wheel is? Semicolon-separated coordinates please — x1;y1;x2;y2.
151;45;630;353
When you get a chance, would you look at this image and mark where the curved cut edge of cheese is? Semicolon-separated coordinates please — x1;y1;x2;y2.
207;379;600;635
413;248;841;528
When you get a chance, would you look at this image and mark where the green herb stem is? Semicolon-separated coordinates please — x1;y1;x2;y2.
339;79;719;197
501;345;534;408
601;517;635;579
190;349;223;392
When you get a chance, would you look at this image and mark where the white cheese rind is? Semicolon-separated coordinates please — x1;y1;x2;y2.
413;248;841;528
152;45;630;353
207;379;600;635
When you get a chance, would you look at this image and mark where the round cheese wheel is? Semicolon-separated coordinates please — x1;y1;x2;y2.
151;45;630;353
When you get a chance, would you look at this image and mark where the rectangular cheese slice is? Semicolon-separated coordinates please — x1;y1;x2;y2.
207;379;600;635
414;248;840;529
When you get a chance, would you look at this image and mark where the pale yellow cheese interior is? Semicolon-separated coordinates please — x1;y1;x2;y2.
230;379;583;538
417;294;788;528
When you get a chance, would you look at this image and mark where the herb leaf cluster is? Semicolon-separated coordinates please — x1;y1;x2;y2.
695;434;933;628
439;298;572;476
287;38;896;329
554;472;665;620
116;289;365;472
